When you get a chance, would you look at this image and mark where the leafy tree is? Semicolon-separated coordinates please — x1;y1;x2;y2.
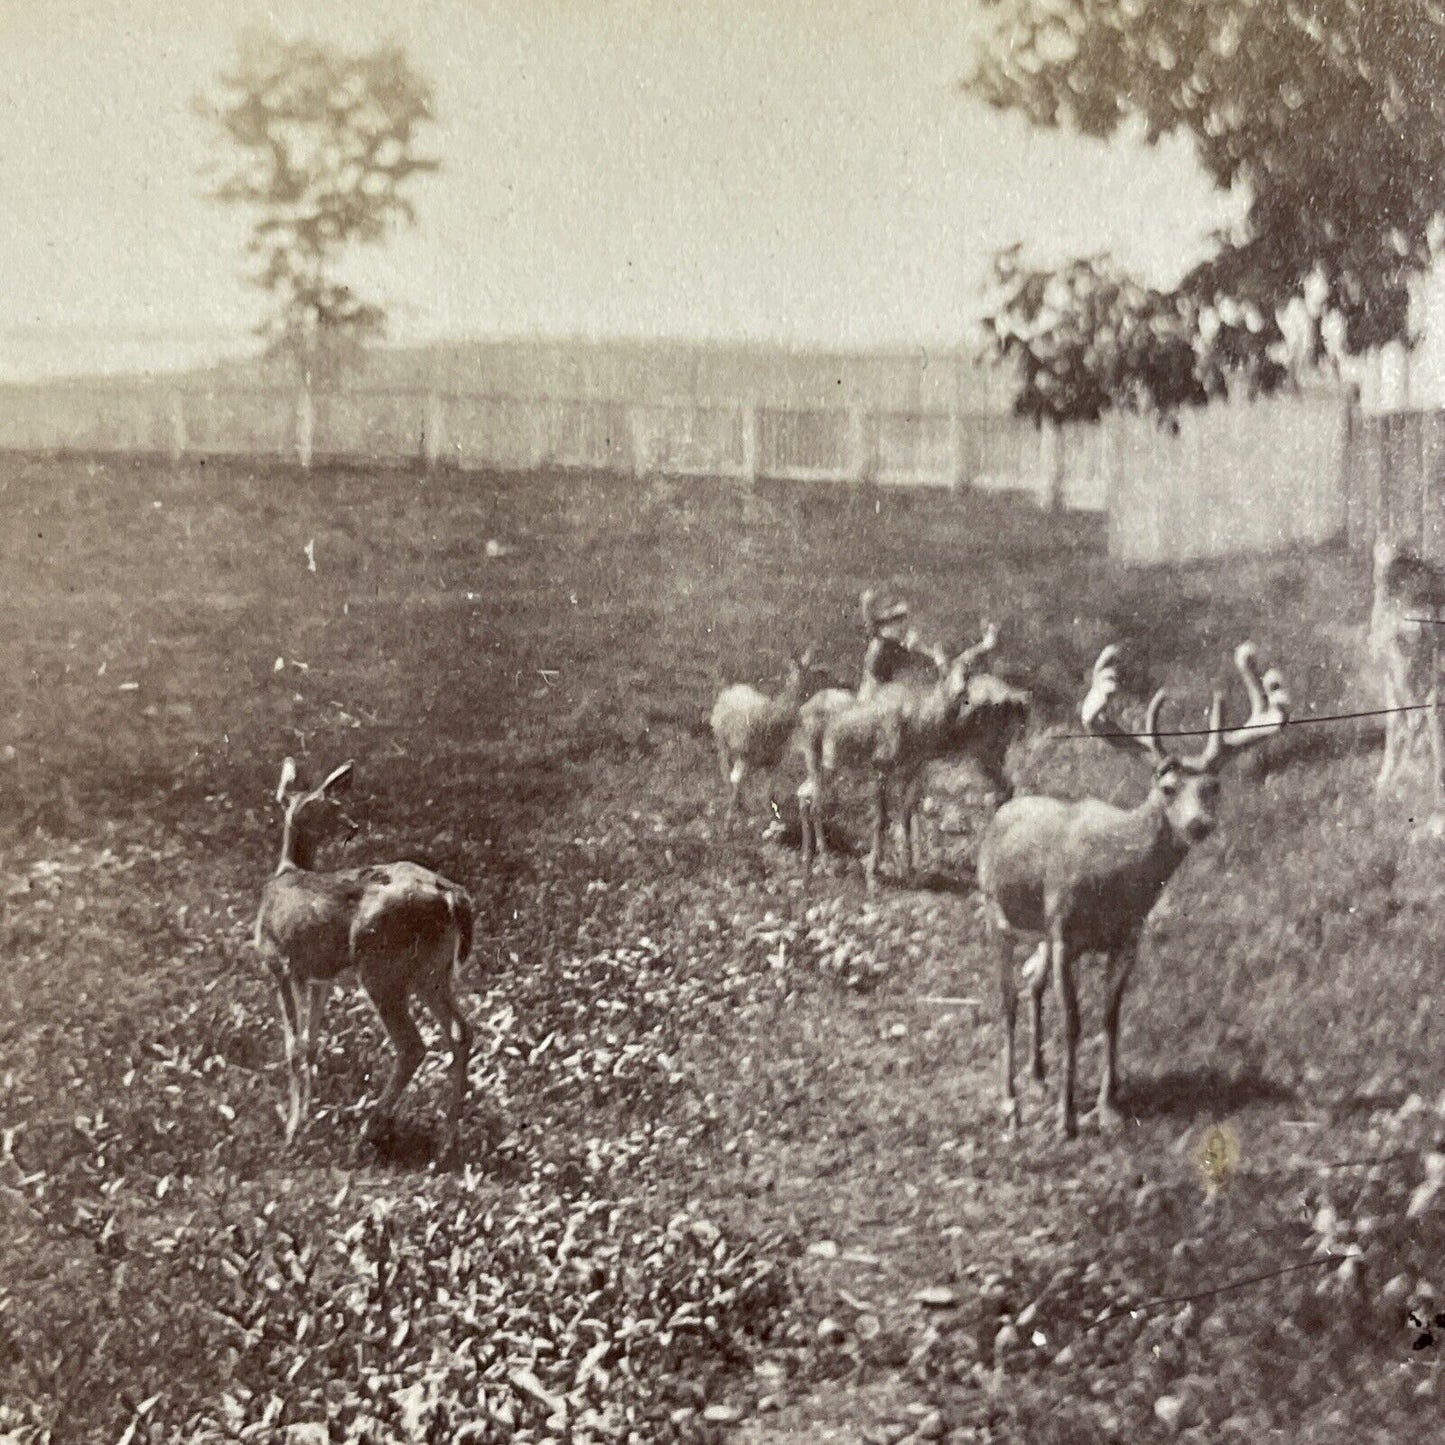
198;29;440;390
968;0;1445;423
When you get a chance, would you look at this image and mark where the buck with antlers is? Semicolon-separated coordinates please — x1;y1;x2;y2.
710;647;828;831
977;642;1288;1139
798;619;1021;889
254;758;476;1151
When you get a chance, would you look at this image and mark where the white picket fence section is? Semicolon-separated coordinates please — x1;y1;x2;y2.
0;376;1362;563
0;379;1105;507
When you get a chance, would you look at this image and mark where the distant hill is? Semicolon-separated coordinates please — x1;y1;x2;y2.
198;335;1017;415
3;330;1018;416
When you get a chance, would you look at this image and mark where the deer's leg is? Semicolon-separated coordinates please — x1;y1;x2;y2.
797;778;816;873
761;767;785;836
1022;941;1049;1084
1050;927;1080;1140
1092;940;1138;1133
900;774;928;879
864;774;887;893
361;979;427;1141
799;741;829;871
811;754;833;866
996;925;1020;1132
897;783;914;880
813;776;832;863
296;978;328;1134
725;757;747;831
418;974;473;1151
981;750;1014;808
269;963;305;1145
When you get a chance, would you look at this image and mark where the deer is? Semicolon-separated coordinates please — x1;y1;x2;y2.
1370;536;1445;802
709;647;828;831
893;664;1032;866
791;586;936;867
254;758;476;1152
976;641;1288;1140
798;620;1007;889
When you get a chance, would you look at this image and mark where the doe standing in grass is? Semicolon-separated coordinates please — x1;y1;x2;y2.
799;620;1021;888
254;758;476;1151
977;641;1288;1139
710;647;827;831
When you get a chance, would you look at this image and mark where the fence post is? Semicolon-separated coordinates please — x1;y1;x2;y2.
295;387;315;471
740;402;758;483
423;390;445;471
628;405;648;480
169;391;187;464
848;407;870;483
948;411;965;490
527;400;544;471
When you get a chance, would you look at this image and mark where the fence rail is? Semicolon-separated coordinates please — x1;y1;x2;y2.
2;376;1390;563
0;380;1103;508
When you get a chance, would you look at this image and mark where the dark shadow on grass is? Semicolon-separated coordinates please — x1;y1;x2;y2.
889;865;977;897
1325;1087;1414;1122
362;1101;514;1174
362;1118;442;1170
758;813;861;860
1123;1066;1297;1119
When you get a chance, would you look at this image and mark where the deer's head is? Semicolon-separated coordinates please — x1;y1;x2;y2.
274;757;357;872
1082;643;1289;845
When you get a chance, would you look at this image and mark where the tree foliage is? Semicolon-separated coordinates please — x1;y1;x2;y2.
982;245;1292;427
968;0;1445;423
199;30;439;387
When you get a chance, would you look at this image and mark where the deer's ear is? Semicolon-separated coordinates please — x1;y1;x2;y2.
318;761;355;796
276;757;299;803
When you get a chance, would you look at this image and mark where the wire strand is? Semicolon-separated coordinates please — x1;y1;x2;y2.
1058;702;1436;742
1081;1254;1348;1333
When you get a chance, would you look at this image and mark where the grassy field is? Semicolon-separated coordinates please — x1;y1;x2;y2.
2;452;1444;1443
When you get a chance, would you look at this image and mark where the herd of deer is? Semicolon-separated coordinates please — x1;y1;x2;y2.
252;540;1445;1151
709;588;1291;1139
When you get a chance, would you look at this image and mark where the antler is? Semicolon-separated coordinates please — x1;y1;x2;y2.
1188;643;1289;773
1080;645;1168;764
958;620;999;673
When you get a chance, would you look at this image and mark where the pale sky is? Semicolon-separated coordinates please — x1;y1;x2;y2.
2;0;1240;379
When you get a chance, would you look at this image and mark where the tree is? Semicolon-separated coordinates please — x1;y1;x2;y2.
967;0;1445;423
198;29;439;392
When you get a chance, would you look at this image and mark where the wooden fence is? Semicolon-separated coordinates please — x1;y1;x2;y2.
1;376;1387;563
0;379;1111;510
1341;408;1445;557
1105;390;1353;564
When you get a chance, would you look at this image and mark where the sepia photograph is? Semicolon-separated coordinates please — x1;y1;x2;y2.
4;1;1445;1440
